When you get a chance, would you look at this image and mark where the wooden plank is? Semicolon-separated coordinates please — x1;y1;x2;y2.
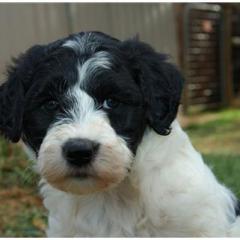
222;5;233;105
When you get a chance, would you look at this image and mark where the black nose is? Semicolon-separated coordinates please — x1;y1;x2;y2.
62;138;99;167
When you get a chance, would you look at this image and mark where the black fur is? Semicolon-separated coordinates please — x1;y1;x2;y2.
236;200;240;216
0;31;184;154
121;40;184;135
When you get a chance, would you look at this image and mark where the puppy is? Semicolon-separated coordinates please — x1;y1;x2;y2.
0;31;240;237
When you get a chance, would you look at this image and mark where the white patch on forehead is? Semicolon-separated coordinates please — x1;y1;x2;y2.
60;34;112;124
62;51;111;125
77;51;111;87
62;34;95;53
62;34;111;86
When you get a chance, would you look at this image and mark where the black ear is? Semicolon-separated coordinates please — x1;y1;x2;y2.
0;45;46;142
0;76;24;142
121;40;184;135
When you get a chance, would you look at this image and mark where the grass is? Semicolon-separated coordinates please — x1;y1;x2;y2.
0;139;47;237
202;154;240;198
184;108;240;198
185;109;240;155
0;108;240;236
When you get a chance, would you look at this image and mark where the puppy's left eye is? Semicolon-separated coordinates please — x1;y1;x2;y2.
42;100;59;111
102;99;119;109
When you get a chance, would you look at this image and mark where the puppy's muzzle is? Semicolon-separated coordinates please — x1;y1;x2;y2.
62;138;99;168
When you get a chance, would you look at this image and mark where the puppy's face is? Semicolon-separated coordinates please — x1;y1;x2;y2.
0;32;183;194
24;42;145;194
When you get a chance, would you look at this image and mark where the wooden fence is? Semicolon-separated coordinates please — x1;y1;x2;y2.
183;4;223;110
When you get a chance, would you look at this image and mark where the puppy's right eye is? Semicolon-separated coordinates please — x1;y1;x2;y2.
103;99;120;110
41;100;59;112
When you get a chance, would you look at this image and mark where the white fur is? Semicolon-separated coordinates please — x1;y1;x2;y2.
39;120;240;237
77;51;111;86
63;33;96;53
37;83;132;195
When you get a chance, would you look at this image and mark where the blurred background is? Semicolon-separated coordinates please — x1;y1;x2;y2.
0;2;239;237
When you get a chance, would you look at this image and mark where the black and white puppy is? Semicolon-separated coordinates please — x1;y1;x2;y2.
0;31;240;237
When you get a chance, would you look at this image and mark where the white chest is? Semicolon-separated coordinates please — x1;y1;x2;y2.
41;181;157;237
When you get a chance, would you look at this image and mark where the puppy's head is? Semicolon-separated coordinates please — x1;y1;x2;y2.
0;31;183;194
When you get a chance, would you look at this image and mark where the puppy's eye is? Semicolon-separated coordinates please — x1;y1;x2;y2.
42;100;59;111
102;99;119;109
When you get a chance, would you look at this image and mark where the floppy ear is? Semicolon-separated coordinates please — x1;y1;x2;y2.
0;38;70;142
0;75;24;142
0;45;46;142
121;40;184;135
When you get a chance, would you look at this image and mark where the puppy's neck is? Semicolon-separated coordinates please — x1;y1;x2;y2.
135;120;188;163
129;120;191;187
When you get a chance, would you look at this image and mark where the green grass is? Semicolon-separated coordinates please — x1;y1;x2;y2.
203;154;240;198
0;139;47;237
185;108;240;198
0;139;37;188
185;109;240;155
0;108;240;236
2;207;46;237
